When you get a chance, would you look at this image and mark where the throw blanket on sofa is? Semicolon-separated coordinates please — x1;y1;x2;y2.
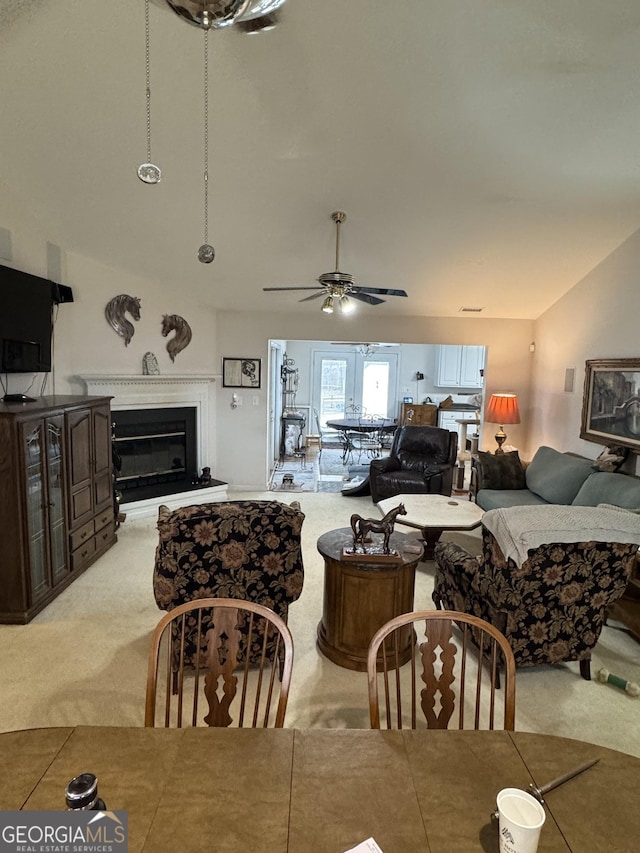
482;504;640;567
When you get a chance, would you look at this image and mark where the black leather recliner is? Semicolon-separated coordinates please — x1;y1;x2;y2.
369;425;458;503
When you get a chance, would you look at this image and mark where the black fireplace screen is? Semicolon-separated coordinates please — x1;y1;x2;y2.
112;407;197;501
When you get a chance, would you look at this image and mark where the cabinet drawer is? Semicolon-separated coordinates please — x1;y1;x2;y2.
95;508;114;530
70;519;95;552
95;523;115;550
71;537;96;572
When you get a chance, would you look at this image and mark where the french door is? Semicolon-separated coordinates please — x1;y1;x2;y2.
312;350;398;429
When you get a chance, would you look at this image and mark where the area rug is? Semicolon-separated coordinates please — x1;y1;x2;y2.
269;458;316;492
269;447;379;493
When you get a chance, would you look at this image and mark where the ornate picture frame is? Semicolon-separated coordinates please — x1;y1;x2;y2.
580;358;640;451
222;357;261;389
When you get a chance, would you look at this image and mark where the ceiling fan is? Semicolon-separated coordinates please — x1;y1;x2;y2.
263;211;409;314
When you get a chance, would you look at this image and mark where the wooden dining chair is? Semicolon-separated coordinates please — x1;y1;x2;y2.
367;610;516;731
145;598;294;728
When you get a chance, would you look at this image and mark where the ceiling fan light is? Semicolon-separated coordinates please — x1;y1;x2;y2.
339;295;354;314
321;295;334;314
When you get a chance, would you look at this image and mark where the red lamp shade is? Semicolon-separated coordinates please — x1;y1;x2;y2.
484;393;520;453
485;393;521;426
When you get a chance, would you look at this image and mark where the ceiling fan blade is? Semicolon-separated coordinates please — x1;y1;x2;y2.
263;286;323;292
353;287;408;297
350;292;385;306
299;291;327;302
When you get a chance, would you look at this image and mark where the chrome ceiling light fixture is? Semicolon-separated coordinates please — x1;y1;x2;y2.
137;0;162;184
163;1;286;29
164;1;252;29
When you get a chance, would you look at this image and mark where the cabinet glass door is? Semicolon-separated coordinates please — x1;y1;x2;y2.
23;422;51;600
47;417;67;583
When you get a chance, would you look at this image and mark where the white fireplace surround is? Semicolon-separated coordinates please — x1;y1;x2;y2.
78;374;227;518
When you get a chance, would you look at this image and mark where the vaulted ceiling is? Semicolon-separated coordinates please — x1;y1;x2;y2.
2;0;640;319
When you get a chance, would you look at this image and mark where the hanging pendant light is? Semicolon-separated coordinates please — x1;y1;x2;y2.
197;27;215;263
138;0;162;183
164;1;252;29
238;0;287;20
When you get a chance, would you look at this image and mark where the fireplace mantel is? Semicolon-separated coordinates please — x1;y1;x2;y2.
79;374;216;398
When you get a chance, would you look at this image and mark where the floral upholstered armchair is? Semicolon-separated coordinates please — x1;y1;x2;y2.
433;505;640;680
153;499;305;673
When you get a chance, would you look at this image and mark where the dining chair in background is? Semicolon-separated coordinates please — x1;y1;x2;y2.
304;407;324;454
145;598;294;728
367;610;516;731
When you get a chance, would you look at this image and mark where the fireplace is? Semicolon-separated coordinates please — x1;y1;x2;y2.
79;374;228;518
112;407;198;502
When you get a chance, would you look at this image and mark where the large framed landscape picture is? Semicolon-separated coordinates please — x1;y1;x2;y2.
581;358;640;451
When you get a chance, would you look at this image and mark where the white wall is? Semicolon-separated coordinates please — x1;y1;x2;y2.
530;227;640;468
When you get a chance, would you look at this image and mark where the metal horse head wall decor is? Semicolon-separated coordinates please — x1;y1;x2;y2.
105;294;142;346
161;313;193;362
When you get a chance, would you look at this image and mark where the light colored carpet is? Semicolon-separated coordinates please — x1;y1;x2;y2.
2;489;640;757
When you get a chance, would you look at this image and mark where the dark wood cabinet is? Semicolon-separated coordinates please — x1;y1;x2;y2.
0;396;116;623
398;402;438;426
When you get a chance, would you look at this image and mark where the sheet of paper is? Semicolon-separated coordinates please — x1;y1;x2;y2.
343;838;384;853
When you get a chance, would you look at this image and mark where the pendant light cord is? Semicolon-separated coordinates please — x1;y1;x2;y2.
144;0;152;164
203;27;210;246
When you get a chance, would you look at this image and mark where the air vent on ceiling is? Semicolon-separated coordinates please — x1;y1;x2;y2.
459;306;484;313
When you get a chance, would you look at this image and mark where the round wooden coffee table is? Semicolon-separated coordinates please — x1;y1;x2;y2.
316;527;424;671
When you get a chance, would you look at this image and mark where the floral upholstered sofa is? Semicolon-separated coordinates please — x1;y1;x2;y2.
153;499;305;671
433;504;640;679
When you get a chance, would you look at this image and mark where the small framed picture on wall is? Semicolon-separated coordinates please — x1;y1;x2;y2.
222;357;261;388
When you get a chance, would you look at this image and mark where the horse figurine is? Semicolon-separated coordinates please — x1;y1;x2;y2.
161;314;192;362
350;503;407;554
104;294;141;347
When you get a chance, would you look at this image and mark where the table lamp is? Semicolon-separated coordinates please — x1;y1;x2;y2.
485;393;520;454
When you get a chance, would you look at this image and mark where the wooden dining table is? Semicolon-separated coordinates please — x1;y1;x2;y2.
1;726;638;852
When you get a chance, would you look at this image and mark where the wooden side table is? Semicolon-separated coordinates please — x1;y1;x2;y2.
316;528;424;671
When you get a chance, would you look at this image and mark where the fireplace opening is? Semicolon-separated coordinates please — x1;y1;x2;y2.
112;407;211;502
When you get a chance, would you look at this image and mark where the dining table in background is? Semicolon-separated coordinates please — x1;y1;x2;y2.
325;417;397;462
2;726;639;852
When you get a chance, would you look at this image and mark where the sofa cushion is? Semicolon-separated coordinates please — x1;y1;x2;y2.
476;488;548;511
474;450;525;490
572;470;640;509
525;446;593;504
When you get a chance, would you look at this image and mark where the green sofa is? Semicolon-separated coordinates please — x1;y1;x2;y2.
473;445;640;511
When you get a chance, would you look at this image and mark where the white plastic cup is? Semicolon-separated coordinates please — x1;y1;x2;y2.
496;787;546;853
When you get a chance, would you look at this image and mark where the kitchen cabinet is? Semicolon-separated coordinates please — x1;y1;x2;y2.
438;409;480;451
436;346;485;388
0;396;116;624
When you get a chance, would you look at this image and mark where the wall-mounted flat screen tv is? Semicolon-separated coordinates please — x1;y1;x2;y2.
0;263;55;373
